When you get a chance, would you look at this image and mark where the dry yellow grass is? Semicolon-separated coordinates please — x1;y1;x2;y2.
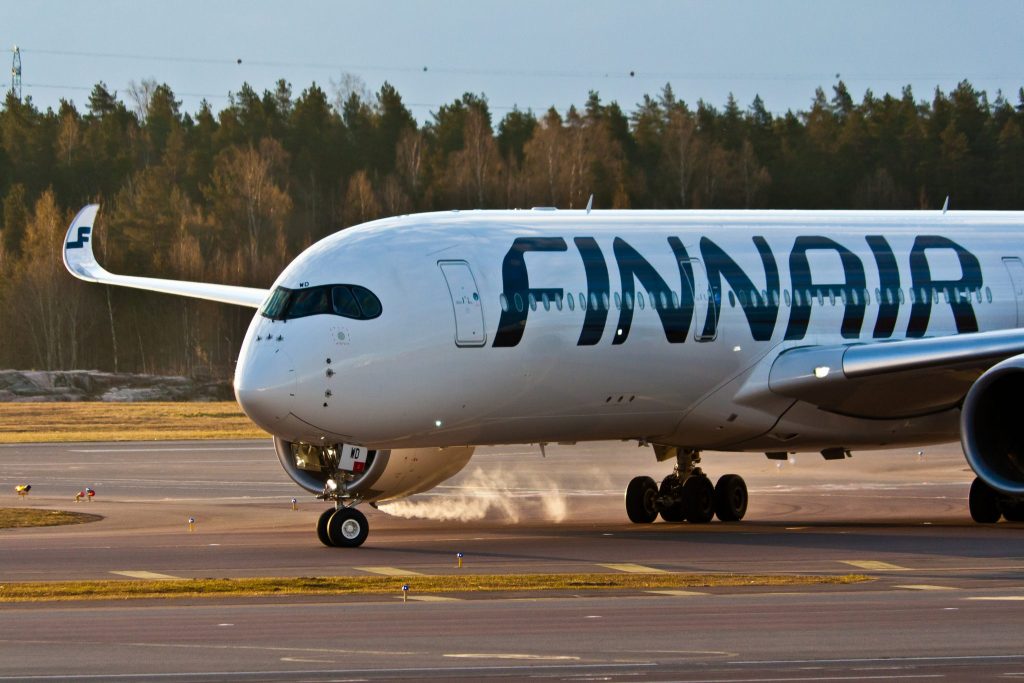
0;573;870;602
0;508;101;528
0;402;267;443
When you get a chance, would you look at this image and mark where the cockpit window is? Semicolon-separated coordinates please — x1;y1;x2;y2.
350;285;382;318
331;286;360;318
262;284;383;321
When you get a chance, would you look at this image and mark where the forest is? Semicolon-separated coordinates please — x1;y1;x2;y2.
0;78;1021;377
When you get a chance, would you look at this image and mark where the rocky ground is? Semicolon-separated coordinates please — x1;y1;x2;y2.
0;370;233;402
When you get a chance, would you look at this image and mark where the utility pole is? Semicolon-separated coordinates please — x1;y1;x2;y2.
11;45;22;101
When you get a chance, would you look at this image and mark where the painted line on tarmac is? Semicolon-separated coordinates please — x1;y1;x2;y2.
894;584;957;591
402;595;462;602
964;595;1024;601
70;446;273;453
598;563;667;574
645;590;707;596
444;653;579;660
110;571;183;580
354;566;426;577
840;560;910;571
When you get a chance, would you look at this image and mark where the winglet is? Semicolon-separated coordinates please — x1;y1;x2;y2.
61;204;269;309
62;204;103;282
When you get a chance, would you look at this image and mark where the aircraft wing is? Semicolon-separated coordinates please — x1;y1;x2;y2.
63;205;269;309
767;329;1024;418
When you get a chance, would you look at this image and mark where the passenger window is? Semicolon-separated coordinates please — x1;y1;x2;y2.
555;294;563;311
528;293;537;311
784;289;792;307
637;292;645;310
909;289;916;304
542;292;550;311
499;293;509;312
728;291;736;308
660;292;668;309
671;291;679;309
567;293;575;311
602;293;610;310
816;291;823;306
624;292;634;310
614;292;622;310
579;293;587;310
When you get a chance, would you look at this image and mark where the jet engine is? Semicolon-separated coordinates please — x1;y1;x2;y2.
273;437;474;503
961;355;1024;497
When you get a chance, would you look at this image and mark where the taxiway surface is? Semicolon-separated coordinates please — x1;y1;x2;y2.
2;440;1023;681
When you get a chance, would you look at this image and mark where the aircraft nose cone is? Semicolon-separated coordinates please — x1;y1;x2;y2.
234;345;296;433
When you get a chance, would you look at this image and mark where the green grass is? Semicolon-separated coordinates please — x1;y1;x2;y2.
0;508;101;528
0;572;869;602
0;402;267;443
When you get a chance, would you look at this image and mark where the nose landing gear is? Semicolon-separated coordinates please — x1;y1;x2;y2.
316;506;370;547
624;447;748;524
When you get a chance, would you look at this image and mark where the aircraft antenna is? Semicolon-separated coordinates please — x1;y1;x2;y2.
10;45;21;102
585;194;593;215
942;195;949;214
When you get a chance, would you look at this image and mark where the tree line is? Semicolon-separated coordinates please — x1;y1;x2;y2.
0;78;1021;377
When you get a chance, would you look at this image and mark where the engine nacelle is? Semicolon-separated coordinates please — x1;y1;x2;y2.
274;437;474;503
961;355;1024;496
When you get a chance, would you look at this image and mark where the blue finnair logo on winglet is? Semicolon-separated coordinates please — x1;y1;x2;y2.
67;226;91;249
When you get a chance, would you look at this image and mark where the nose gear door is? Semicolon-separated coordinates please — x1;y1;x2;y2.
438;260;487;347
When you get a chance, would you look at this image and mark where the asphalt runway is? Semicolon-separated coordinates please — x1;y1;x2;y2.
2;439;1024;681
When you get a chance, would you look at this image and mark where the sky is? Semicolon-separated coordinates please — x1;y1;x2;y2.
3;0;1023;122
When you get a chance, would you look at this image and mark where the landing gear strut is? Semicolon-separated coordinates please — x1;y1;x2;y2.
624;447;748;524
317;506;369;547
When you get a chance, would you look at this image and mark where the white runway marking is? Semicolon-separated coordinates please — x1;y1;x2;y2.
965;595;1024;601
355;566;425;576
110;571;183;580
444;653;579;660
599;563;666;574
402;595;461;602
646;590;708;596
70;446;272;453
894;584;957;591
840;560;910;571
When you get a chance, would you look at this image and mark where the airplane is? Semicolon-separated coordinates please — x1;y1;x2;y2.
63;204;1024;547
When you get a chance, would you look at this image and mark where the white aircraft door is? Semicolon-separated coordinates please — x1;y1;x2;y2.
681;258;716;342
1003;257;1024;327
438;260;487;347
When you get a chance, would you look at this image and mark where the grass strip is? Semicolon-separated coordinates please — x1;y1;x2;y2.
0;402;267;443
0;508;101;529
0;573;869;602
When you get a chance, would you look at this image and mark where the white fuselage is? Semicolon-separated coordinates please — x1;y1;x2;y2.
233;209;1024;454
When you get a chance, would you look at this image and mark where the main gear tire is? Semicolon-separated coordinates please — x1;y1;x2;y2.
625;476;659;524
682;475;715;524
969;477;1002;524
714;474;748;522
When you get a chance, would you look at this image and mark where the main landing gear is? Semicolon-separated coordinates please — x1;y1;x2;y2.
968;477;1024;523
625;447;748;524
317;506;370;547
